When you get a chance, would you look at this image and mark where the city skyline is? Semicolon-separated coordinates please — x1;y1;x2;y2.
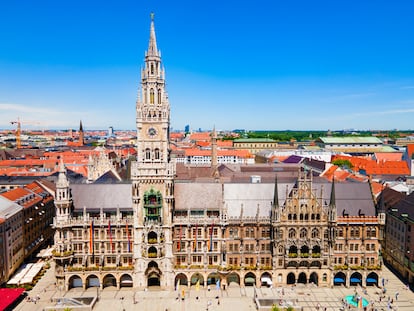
1;1;414;131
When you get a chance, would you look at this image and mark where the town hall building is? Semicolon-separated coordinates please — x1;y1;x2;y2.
53;15;383;291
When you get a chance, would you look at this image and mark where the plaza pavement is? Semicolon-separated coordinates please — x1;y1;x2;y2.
13;261;414;311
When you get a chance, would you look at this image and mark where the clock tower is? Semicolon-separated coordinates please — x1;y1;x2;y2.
131;13;175;289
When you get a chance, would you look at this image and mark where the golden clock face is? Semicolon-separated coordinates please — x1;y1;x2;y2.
147;127;158;137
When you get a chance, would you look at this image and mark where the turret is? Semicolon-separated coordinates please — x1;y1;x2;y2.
55;159;72;224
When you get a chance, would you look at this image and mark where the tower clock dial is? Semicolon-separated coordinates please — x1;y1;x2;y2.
147;127;158;138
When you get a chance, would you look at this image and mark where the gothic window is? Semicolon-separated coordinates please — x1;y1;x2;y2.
151;63;154;74
155;148;160;160
293;214;297;220
150;88;155;104
288;228;296;239
304;214;309;221
278;246;284;254
288;214;292;220
145;148;151;160
316;214;320;220
311;228;319;239
300;214;304;221
300;228;307;239
158;89;162;105
324;229;329;239
311;214;315;220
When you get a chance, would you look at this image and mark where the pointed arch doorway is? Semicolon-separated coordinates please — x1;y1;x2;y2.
146;261;162;287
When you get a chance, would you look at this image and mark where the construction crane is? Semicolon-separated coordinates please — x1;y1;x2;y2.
10;118;21;149
10;118;42;149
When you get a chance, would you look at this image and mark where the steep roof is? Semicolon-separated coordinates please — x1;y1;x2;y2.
71;184;132;212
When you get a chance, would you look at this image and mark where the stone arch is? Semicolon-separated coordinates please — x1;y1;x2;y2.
207;272;220;285
244;272;256;286
103;274;117;288
298;272;307;284
190;273;204;286
86;274;100;288
300;245;309;256
312;245;321;255
309;272;318;285
287;261;298;268
148;246;158;258
226;272;240;286
146;261;161;287
148;231;158;244
289;245;297;254
310;261;322;268
175;273;188;286
120;274;133;288
350;272;362;286
68;275;82;289
287;272;296;285
334;272;346;286
366;272;379;286
260;272;272;287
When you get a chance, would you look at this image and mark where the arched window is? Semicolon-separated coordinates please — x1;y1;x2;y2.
151;63;154;75
145;148;151;160
155;148;160;160
311;228;319;239
300;214;304;220
150;88;154;104
158;89;162;105
288;229;296;239
300;228;307;239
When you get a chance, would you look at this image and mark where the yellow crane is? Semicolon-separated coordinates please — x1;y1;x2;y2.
10;118;42;149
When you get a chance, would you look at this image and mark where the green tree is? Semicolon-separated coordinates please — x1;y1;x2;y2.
332;159;353;169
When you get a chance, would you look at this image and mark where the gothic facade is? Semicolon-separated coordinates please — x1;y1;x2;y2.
53;15;383;291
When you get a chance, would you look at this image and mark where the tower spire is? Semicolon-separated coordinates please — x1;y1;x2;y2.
147;12;159;57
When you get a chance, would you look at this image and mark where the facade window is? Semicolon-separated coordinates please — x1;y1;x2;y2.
155;148;160;160
288;229;296;239
150;88;154;104
158;89;162;105
300;228;307;239
145;148;151;160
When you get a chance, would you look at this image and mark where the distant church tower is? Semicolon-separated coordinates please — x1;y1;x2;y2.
78;120;84;146
131;13;176;289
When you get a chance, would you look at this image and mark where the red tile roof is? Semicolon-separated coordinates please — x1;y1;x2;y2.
332;155;409;176
374;152;403;161
189;132;211;141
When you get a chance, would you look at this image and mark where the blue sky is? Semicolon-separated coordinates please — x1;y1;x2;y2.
1;0;414;131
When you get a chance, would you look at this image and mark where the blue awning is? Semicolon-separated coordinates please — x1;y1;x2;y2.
334;277;345;283
350;278;361;283
366;278;377;283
